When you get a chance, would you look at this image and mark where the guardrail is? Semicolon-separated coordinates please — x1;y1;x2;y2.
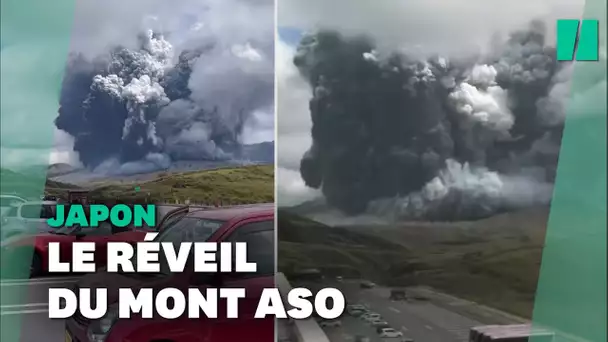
276;272;330;342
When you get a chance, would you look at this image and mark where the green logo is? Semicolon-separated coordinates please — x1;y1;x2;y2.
557;19;600;61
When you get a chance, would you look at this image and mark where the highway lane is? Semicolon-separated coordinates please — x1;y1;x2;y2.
355;284;480;341
297;279;482;342
1;276;80;342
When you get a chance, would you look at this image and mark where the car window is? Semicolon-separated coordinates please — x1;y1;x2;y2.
20;205;44;219
158;217;226;245
225;219;274;278
155;217;226;275
158;210;188;232
41;205;56;219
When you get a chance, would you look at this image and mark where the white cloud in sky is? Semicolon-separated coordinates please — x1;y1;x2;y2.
278;0;584;56
276;38;320;205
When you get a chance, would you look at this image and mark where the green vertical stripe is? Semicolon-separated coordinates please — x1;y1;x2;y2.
557;20;581;61
577;20;600;61
531;2;607;342
0;0;75;341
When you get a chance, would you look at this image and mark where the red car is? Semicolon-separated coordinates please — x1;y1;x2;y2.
1;206;189;278
65;203;275;342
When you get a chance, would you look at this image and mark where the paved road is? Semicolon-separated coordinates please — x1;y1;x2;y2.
297;280;482;342
1;276;80;342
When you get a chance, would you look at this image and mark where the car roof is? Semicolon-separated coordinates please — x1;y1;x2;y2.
19;201;58;206
186;203;274;221
1;194;26;199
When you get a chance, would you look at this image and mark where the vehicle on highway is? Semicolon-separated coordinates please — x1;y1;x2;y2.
378;328;403;338
319;319;342;328
0;194;27;216
347;304;367;311
348;309;366;317
1;205;188;277
371;320;391;328
1;200;59;240
360;280;376;288
390;289;407;301
361;313;382;322
65;203;275;342
347;304;368;316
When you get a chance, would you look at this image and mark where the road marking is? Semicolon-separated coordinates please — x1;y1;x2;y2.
425;325;434;330
388;307;400;313
0;308;49;316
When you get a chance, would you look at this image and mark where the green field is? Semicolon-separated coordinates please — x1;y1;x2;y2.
277;207;548;319
1;165;275;205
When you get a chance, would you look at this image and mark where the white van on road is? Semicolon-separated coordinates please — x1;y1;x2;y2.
378;328;403;338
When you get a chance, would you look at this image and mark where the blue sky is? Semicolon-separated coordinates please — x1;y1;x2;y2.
278;26;302;45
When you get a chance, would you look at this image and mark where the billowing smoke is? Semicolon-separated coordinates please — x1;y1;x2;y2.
295;20;588;220
56;28;273;174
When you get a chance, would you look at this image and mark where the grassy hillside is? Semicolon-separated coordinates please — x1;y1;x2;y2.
278;209;409;278
88;165;274;204
277;208;549;318
1;165;274;204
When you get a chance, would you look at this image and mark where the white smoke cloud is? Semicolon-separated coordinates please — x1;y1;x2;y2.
368;159;554;220
449;65;514;133
537;59;608;126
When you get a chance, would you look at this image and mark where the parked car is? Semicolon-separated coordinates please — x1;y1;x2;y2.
348;304;367;311
319;320;342;328
0;194;27;217
378;328;403;338
65;203;275;342
348;309;366;317
371;320;391;328
362;313;382;322
347;304;367;316
1;200;59;240
1;205;188;277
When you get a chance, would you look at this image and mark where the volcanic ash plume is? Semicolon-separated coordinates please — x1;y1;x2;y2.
56;30;274;174
294;21;595;220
